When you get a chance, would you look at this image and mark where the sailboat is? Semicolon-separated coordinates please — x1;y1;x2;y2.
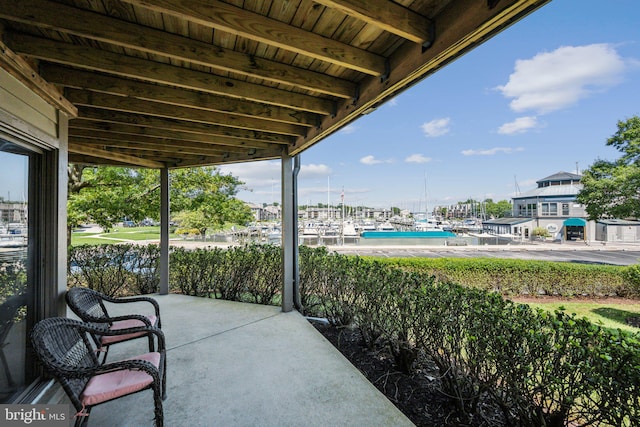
413;172;445;231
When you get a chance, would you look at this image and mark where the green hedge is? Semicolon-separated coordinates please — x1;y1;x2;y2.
68;244;160;296
299;251;640;426
377;257;637;297
67;244;640;425
169;244;282;305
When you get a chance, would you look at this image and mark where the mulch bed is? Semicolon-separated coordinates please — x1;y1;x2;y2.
313;322;466;426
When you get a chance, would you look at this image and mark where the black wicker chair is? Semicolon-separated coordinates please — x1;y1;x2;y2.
66;287;161;363
31;317;166;427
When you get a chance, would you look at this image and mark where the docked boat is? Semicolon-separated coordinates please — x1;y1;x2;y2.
376;222;395;231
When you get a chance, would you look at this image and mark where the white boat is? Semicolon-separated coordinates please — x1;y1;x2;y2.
376;222;395;231
301;222;321;236
414;217;445;231
342;222;358;237
0;234;27;248
359;221;376;232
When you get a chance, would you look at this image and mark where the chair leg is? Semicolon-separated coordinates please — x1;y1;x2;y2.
148;334;155;353
98;346;109;364
153;386;164;427
74;407;91;427
162;355;167;400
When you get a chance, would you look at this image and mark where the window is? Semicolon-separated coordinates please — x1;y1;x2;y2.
562;203;569;216
0;144;34;402
541;203;558;216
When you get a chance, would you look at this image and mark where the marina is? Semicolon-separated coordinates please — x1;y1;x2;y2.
213;216;520;248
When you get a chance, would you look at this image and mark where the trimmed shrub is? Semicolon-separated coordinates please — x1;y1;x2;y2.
68;244;640;425
380;257;631;297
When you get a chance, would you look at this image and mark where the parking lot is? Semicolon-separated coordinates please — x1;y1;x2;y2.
329;244;640;266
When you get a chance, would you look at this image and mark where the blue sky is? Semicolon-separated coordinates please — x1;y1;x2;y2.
220;0;640;211
1;0;638;212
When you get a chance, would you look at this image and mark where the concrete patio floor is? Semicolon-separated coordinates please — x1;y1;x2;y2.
55;294;413;426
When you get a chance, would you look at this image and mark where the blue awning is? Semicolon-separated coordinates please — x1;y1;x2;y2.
564;218;586;227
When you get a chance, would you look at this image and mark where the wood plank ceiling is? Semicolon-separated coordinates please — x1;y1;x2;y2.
0;0;550;169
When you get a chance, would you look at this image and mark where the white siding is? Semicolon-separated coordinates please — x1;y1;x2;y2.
0;68;58;139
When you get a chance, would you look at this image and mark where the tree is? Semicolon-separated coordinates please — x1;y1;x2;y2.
67;165;252;245
484;199;513;218
577;116;640;220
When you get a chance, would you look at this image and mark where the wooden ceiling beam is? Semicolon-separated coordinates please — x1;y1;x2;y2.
69;120;281;151
68;128;257;154
42;65;320;127
69;135;246;156
68;142;165;168
65;89;308;136
8;33;335;115
89;147;203;164
76;107;295;145
120;0;386;76
68;120;281;150
69;154;136;167
312;0;432;44
92;146;277;167
0;39;77;117
173;152;280;168
0;0;355;98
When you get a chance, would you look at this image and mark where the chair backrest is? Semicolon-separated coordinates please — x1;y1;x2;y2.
66;287;110;323
31;317;100;410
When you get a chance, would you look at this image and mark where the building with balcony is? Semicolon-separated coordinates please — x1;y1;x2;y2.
484;172;591;241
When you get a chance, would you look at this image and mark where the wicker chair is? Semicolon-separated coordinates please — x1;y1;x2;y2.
31;317;166;427
66;287;161;363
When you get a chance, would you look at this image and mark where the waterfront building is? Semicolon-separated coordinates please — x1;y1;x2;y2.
0;201;27;225
595;219;640;243
483;171;591;241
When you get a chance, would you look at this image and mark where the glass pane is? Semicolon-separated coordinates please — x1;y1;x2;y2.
0;145;30;402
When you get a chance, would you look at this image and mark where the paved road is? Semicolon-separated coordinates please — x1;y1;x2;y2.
328;246;640;266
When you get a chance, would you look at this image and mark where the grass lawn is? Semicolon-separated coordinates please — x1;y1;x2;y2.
71;226;177;246
515;299;640;334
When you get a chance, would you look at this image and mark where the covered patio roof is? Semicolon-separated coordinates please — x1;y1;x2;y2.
0;0;550;169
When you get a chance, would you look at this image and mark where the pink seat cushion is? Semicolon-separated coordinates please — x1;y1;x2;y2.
100;315;158;345
80;352;161;406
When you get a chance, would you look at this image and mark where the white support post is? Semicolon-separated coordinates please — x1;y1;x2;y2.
159;168;170;295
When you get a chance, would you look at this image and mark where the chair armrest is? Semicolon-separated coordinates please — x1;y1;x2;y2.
103;295;160;314
101;295;161;326
82;322;166;351
80;314;154;327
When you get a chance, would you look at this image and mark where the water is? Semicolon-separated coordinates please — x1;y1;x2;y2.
360;231;456;239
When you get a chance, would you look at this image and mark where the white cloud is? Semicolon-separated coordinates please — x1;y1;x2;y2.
360;155;382;165
498;116;539;135
497;44;627;114
405;154;432;163
461;147;525;156
299;163;332;179
218;161;279;187
421;117;451;137
218;160;331;190
340;124;358;134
